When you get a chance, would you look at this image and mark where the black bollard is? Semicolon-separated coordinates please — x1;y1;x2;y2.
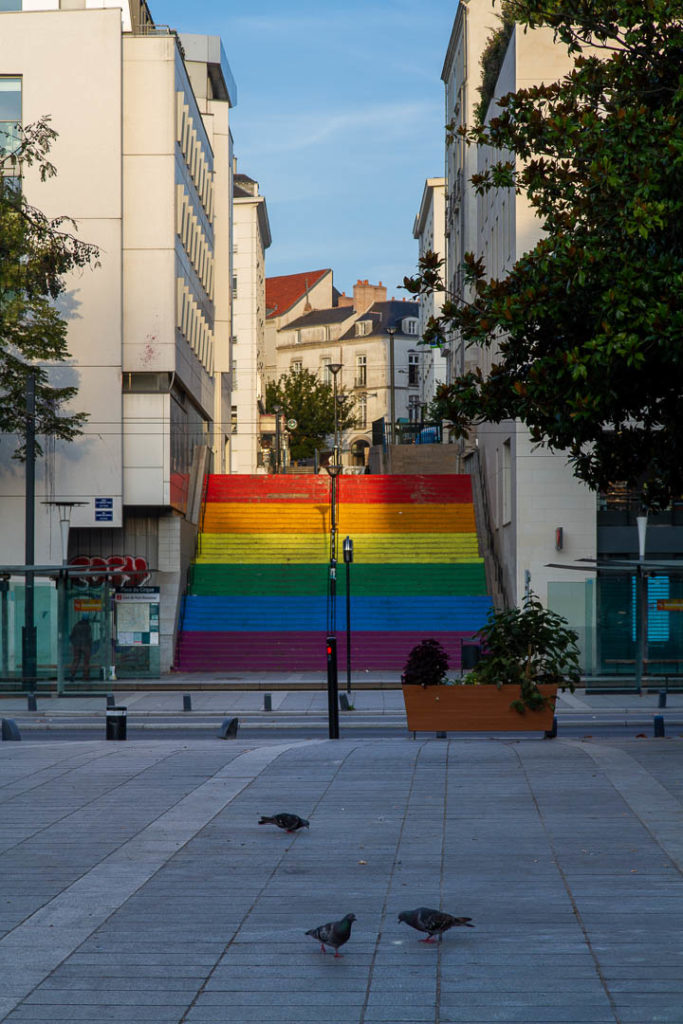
1;718;21;741
106;693;116;708
545;716;558;740
654;715;665;738
183;694;192;712
27;693;37;712
218;717;239;739
658;690;667;708
263;693;272;712
105;706;127;741
339;694;350;711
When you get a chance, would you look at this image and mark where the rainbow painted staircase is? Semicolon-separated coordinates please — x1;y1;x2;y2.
175;474;492;672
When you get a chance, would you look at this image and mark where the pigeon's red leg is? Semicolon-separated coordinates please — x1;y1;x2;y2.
319;944;326;954
419;937;435;943
334;950;343;958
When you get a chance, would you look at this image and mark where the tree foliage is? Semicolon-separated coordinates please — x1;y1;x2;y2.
265;367;356;461
0;117;100;457
405;0;683;510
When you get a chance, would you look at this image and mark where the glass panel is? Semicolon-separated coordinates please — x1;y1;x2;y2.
0;2;22;13
0;77;21;121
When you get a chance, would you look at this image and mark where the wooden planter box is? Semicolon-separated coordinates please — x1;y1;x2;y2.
401;683;558;734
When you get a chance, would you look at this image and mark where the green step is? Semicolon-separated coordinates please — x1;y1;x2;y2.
188;563;487;597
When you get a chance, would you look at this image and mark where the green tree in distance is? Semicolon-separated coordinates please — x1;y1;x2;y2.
405;0;683;510
266;367;356;461
0;116;100;457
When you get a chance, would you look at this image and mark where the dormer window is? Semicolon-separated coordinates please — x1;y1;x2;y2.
355;320;371;337
402;317;419;336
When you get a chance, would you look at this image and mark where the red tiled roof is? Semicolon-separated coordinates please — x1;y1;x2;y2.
265;269;330;320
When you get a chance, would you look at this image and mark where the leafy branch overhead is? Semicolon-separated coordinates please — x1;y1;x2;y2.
404;0;683;511
0;117;100;457
265;367;357;462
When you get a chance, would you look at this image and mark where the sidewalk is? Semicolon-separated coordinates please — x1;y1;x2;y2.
2;733;683;1022
1;684;683;721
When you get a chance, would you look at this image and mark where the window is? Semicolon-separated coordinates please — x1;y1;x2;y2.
408;353;419;387
232;276;237;299
355;320;371;337
231;358;237;391
355;354;367;387
0;2;21;12
402;317;419;335
321;357;332;385
408;395;421;423
0;77;21;160
231;405;238;434
291;359;302;373
358;394;367;428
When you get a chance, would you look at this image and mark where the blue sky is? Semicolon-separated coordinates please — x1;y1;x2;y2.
151;0;457;297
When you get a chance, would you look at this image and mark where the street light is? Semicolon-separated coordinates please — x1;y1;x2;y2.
273;404;282;474
328;363;343;462
343;536;353;696
42;500;86;694
386;326;397;445
325;460;343;739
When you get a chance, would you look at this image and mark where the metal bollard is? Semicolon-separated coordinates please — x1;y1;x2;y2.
545;716;558;740
218;717;239;739
183;694;192;712
105;706;127;741
654;715;665;738
658;690;667;708
263;693;272;712
106;694;116;708
1;718;21;741
27;693;37;712
339;694;350;711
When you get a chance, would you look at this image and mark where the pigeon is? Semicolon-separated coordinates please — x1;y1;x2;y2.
398;907;473;943
306;913;356;957
258;813;309;833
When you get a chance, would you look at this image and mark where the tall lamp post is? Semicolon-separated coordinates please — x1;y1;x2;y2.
635;512;648;695
273;404;282;474
43;500;86;695
343;536;353;696
324;362;343;739
386;326;397;445
22;369;37;691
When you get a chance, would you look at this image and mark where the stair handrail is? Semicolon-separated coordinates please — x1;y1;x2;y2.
466;447;507;608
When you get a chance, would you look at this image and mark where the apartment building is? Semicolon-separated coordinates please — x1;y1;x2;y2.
231;172;271;473
442;3;597;661
0;0;236;674
412;176;448;410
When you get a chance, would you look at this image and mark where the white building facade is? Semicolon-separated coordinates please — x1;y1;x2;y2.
412;176;448;409
442;3;597;631
231;173;271;473
0;0;237;674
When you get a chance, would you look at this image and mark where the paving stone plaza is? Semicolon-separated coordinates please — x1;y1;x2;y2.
2;734;683;1023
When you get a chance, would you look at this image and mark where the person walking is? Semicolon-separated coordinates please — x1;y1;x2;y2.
68;616;92;681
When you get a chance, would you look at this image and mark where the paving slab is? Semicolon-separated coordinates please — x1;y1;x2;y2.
2;735;683;1022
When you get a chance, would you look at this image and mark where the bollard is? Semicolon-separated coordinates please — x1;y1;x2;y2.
658;690;667;708
218;717;239;739
27;693;37;712
654;715;665;738
105;706;127;741
1;718;21;741
183;694;192;712
263;693;272;712
545;716;558;740
436;731;447;739
106;694;116;708
339;694;350;711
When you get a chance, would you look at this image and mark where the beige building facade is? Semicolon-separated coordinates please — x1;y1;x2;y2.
412;176;448;409
0;0;237;672
442;4;597;618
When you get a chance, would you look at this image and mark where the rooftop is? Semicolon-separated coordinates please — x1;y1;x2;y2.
266;269;330;320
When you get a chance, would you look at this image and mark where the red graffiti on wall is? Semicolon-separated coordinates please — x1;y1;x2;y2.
69;555;151;589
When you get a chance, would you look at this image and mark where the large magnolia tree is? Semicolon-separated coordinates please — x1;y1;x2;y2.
405;0;683;510
0;117;99;457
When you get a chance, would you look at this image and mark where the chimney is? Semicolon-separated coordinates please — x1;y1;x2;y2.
352;278;387;312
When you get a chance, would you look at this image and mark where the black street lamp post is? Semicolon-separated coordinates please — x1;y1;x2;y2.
324;362;343;739
386;326;397;445
343;536;353;696
22;370;37;691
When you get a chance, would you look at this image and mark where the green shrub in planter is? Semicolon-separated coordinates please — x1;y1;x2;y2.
465;593;580;712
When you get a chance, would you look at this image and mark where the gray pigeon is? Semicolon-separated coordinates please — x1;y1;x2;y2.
398;907;473;943
306;913;356;956
258;813;309;833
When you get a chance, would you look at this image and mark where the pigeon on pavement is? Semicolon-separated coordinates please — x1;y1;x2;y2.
258;813;309;832
398;907;473;942
306;913;356;956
